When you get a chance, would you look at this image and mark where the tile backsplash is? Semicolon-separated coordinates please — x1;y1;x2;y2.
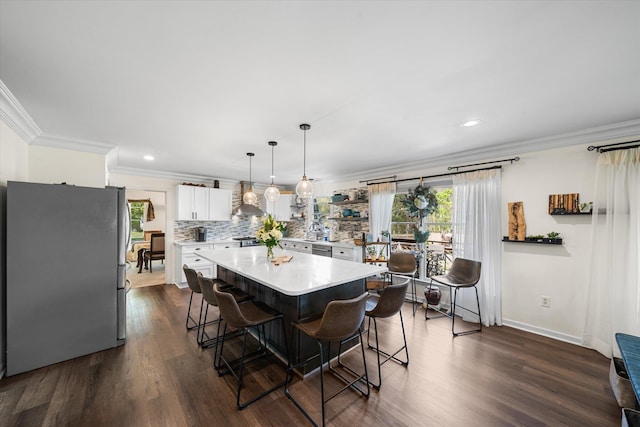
174;191;307;241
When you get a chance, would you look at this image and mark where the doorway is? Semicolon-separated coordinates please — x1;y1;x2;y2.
125;189;167;288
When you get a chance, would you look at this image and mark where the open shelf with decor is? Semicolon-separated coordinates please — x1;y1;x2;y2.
502;237;563;245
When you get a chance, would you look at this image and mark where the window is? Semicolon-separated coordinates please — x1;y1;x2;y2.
129;202;145;241
390;186;453;243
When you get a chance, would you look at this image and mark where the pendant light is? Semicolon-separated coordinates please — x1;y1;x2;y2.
295;123;313;198
242;152;258;205
264;141;280;202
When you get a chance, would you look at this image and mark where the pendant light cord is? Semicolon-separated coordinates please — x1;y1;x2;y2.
303;127;306;176
271;144;275;185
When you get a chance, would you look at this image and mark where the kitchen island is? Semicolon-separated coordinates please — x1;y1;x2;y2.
199;246;386;373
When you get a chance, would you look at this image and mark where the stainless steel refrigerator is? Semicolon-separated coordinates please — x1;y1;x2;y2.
6;181;128;376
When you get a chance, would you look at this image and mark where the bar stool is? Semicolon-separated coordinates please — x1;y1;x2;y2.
183;265;218;332
196;273;252;353
183;265;232;346
285;293;370;427
386;252;418;315
365;279;410;389
213;283;289;410
426;257;482;336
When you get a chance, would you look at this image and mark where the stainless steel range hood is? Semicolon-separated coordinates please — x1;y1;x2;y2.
233;181;266;217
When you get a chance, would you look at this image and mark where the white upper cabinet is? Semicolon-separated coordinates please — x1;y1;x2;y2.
208;188;232;221
177;185;209;220
264;193;293;221
177;185;232;221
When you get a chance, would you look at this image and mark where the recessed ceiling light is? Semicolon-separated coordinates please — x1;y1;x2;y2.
462;120;481;127
144;155;154;161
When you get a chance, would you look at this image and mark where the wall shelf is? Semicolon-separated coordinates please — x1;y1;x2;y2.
329;217;369;221
329;199;368;205
549;211;591;216
502;237;563;245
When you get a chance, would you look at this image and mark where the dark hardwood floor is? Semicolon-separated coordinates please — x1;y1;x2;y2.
0;284;622;426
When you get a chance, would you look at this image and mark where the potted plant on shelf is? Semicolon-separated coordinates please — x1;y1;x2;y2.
546;231;562;244
579;201;593;213
526;234;545;243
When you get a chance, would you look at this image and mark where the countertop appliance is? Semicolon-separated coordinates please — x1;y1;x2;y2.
232;236;261;247
195;227;207;242
6;181;128;376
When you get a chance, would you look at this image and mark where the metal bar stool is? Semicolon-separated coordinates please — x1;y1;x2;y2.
386;252;418;315
425;257;482;337
196;273;252;357
213;283;289;410
285;293;370;427
364;279;410;389
183;265;234;346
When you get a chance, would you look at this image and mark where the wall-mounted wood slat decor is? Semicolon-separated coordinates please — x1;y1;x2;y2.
508;201;526;241
548;193;579;214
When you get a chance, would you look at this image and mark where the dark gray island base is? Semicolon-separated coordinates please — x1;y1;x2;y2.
217;266;366;374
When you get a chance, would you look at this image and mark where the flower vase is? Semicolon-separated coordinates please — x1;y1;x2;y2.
266;246;274;261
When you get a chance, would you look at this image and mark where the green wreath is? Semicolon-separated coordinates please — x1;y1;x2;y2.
400;184;438;218
401;184;438;243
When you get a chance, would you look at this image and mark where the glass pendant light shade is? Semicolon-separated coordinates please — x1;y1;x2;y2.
296;124;314;199
243;189;258;205
243;152;258;205
264;141;280;202
264;185;280;202
296;175;313;199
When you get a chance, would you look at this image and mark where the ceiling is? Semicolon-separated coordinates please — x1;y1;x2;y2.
1;1;639;186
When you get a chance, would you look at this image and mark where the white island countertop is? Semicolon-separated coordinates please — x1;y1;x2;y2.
199;246;386;296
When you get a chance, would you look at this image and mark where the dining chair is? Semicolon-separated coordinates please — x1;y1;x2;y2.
141;233;165;273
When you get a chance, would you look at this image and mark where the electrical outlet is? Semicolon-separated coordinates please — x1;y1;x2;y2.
541;296;551;308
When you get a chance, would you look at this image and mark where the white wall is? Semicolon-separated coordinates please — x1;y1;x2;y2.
501;144;596;343
28;145;106;187
109;173;179;285
126;189;166;233
1;120;29;183
319;143;602;345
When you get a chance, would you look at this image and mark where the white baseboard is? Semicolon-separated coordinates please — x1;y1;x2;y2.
173;281;188;289
501;318;586;347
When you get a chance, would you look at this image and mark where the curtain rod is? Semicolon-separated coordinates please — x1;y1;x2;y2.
359;175;397;184
448;156;519;171
587;139;640;153
366;165;502;185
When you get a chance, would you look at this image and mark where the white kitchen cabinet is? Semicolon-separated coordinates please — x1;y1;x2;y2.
264;193;294;222
175;241;240;286
175;242;214;285
176;185;232;221
282;239;312;254
176;185;209;220
208;188;232;221
332;244;361;262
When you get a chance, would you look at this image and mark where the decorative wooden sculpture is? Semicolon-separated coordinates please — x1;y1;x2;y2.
508;201;526;241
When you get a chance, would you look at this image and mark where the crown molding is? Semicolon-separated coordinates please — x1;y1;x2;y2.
108;164;237;187
31;134;116;155
332;118;640;183
0;79;42;142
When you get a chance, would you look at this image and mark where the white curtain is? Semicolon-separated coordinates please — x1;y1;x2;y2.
368;182;396;241
452;169;502;326
583;147;640;357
